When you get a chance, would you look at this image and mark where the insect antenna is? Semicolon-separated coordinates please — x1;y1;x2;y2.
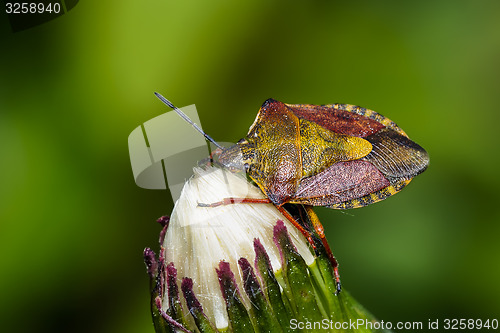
154;92;224;150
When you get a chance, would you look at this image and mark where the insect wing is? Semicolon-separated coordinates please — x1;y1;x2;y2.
284;101;429;208
362;127;429;179
293;160;390;206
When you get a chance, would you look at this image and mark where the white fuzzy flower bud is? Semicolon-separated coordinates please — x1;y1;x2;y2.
163;166;314;329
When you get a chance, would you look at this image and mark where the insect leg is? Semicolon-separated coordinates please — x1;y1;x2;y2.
274;205;318;253
198;198;318;253
304;206;342;295
198;197;273;207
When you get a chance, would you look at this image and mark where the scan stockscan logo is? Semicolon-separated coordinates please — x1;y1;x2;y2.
5;0;79;32
128;103;238;203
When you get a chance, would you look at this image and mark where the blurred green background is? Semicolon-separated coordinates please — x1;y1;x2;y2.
1;1;499;332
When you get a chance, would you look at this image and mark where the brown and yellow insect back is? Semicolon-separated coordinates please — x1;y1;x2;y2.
219;99;429;210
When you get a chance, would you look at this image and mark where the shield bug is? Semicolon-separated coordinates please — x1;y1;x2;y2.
218;98;429;209
154;93;429;294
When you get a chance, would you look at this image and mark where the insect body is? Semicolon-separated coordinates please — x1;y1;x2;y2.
154;93;429;294
219;98;429;210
